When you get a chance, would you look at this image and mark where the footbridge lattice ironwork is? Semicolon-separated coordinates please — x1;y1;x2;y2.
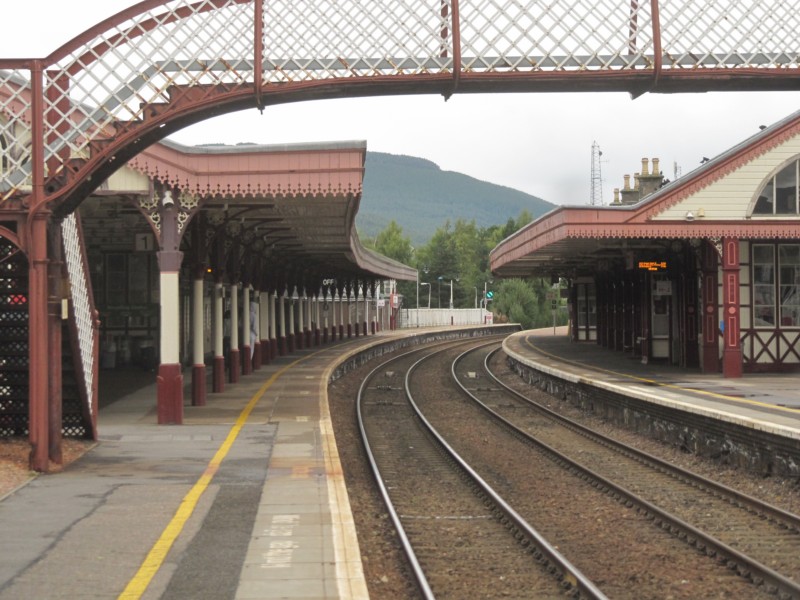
1;0;799;211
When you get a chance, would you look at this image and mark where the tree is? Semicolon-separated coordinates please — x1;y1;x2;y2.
492;279;541;328
372;220;413;265
491;277;568;329
417;221;460;308
363;211;558;317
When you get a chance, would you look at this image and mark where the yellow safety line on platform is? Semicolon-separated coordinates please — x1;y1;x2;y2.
522;335;800;415
117;354;316;600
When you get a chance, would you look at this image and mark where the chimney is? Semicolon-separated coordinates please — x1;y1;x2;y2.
620;173;640;205
638;156;664;198
641;157;649;176
612;188;620;205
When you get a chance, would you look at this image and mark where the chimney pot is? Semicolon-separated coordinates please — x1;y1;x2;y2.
623;174;630;190
652;157;660;174
641;158;649;176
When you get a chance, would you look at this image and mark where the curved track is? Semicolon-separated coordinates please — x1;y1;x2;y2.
357;338;605;600
455;342;800;599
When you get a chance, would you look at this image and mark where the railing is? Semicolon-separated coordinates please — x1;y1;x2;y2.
61;212;99;438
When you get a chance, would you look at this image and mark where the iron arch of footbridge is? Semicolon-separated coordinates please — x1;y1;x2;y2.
2;0;800;213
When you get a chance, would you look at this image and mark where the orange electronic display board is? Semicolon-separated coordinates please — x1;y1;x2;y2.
638;261;667;271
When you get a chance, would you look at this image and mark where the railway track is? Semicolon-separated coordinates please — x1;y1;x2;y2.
357;338;605;599
448;341;800;599
349;335;800;598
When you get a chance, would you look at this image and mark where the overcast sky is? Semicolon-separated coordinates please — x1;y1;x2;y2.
5;1;800;208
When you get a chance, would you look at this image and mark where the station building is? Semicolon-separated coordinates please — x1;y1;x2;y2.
490;110;800;379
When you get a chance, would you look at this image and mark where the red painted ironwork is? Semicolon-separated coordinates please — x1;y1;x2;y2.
2;0;800;213
722;237;743;378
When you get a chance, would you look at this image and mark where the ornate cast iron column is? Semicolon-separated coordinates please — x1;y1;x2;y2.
721;237;743;378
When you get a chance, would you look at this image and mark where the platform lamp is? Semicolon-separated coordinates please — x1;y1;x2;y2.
420;282;431;309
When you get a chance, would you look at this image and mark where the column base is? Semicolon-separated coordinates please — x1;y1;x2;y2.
279;336;288;356
229;348;240;383
192;364;206;406
288;334;296;353
157;363;184;424
296;332;303;350
253;342;262;370
323;328;329;344
260;339;270;365
315;328;321;346
213;356;225;393
242;345;252;375
723;347;743;378
363;322;368;335
347;324;352;338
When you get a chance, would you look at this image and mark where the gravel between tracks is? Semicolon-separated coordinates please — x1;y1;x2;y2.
328;347;800;599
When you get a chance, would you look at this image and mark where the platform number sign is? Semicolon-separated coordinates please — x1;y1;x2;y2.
486;291;494;301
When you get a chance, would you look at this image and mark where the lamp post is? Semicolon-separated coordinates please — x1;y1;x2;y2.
437;276;443;309
474;286;478;309
415;277;420;327
448;279;454;309
420;282;431;309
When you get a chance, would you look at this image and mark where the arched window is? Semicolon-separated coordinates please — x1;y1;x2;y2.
753;159;800;216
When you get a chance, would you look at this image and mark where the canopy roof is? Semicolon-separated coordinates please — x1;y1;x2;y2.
491;110;800;279
83;138;416;286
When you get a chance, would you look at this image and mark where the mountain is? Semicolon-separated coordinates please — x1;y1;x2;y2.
357;152;555;245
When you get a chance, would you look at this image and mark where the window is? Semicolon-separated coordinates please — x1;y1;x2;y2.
753;245;775;326
753;160;800;215
752;244;800;328
576;283;596;328
779;246;800;327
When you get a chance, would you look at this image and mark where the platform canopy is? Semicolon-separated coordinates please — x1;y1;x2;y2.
80;138;416;286
490;109;800;280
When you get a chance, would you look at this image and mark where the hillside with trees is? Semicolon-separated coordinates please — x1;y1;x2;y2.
363;214;568;330
358;152;555;245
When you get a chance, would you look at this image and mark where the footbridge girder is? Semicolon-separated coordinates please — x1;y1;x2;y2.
2;0;800;211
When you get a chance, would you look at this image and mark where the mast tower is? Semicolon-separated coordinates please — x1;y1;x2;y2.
589;141;604;206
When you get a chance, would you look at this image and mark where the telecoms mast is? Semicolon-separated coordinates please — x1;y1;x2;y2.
590;141;604;206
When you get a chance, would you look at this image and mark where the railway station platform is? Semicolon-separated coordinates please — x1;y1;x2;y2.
504;328;800;475
505;328;800;435
0;324;515;600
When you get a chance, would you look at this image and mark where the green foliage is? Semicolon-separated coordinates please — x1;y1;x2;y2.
365;202;565;329
488;278;566;329
373;220;413;265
